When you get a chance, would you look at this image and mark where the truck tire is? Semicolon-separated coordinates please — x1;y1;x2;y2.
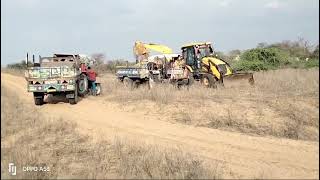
123;77;133;88
201;74;217;88
78;73;88;96
33;92;44;106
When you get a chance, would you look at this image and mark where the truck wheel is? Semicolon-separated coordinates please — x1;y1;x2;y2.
201;74;217;88
33;93;44;106
69;93;78;104
123;77;133;88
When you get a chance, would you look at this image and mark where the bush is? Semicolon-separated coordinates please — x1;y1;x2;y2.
304;59;319;68
232;60;269;71
232;47;289;71
242;48;289;65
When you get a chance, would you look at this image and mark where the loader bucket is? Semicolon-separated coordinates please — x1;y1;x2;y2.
222;72;254;88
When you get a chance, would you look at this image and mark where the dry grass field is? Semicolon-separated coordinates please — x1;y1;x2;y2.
101;68;319;141
1;68;319;179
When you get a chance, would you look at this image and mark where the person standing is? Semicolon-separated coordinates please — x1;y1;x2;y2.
87;66;97;95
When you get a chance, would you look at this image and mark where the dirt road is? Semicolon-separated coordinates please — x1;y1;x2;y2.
2;73;319;179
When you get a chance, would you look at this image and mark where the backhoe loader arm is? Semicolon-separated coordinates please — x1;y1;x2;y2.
133;41;173;57
133;41;173;64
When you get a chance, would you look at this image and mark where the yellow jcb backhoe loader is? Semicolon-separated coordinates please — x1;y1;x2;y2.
181;42;254;88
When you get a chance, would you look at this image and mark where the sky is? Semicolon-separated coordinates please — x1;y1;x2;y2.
1;0;319;65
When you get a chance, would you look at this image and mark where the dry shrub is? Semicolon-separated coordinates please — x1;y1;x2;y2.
1;68;25;77
112;138;222;179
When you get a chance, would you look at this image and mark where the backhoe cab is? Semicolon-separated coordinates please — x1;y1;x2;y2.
181;42;254;88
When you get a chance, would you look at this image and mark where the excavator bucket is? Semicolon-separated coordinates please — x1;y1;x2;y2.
222;72;255;88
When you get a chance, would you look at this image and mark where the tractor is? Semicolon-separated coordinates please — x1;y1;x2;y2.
25;53;101;105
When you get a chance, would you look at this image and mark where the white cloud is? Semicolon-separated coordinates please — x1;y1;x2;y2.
265;1;281;9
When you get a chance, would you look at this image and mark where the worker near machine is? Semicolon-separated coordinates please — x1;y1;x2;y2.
87;66;97;95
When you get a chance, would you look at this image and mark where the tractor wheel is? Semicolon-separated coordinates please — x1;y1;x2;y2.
123;77;134;89
78;74;88;96
201;74;217;88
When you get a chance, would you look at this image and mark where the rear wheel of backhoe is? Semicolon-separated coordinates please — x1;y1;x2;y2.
201;74;217;88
